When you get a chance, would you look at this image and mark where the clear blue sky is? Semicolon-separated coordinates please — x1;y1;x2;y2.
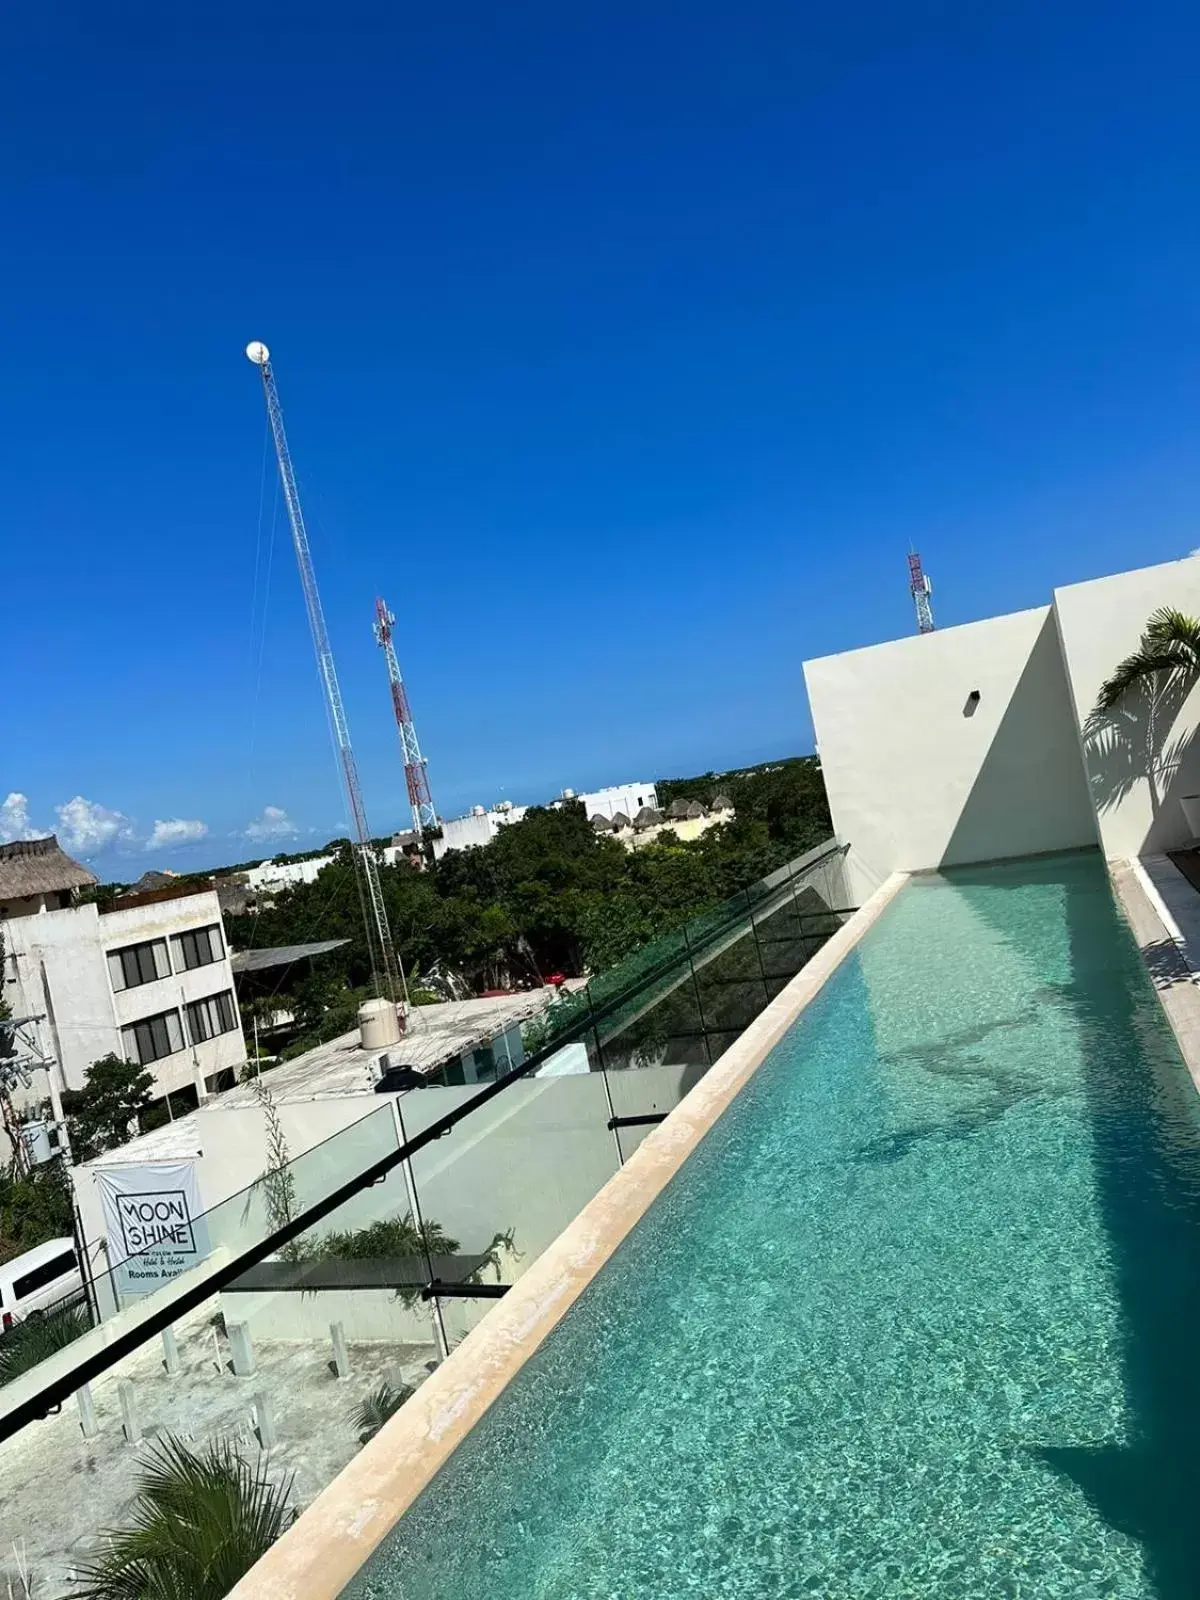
4;1;1199;874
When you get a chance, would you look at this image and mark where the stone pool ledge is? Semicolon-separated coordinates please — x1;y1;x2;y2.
1110;857;1200;1096
227;871;910;1600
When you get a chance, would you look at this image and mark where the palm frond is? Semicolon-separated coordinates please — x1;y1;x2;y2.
1096;645;1199;710
1141;607;1200;654
352;1380;413;1445
73;1436;293;1600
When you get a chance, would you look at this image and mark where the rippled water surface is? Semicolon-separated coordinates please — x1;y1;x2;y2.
346;853;1200;1600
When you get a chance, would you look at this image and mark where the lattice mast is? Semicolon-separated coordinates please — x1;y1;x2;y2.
244;341;407;1008
373;598;438;839
908;550;935;634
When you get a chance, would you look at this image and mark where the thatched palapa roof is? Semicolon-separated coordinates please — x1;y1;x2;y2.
0;835;97;900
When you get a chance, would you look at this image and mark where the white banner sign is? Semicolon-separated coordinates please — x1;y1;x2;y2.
96;1162;209;1298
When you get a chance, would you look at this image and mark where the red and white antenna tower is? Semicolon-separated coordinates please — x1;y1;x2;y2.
908;550;935;634
373;597;438;839
244;340;407;1009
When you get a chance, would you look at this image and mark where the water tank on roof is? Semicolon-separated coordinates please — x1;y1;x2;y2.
359;997;401;1051
471;805;486;817
561;787;575;799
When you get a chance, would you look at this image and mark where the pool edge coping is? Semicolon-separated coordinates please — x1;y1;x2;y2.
1110;857;1200;1095
227;871;910;1600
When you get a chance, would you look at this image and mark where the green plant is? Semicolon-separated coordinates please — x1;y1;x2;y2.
0;1301;90;1384
1097;608;1200;708
250;1077;304;1263
305;1213;459;1262
304;1215;517;1305
351;1380;414;1446
0;1157;75;1264
61;1055;155;1163
73;1436;294;1600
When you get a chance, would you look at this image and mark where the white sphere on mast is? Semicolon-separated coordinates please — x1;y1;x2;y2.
245;340;270;366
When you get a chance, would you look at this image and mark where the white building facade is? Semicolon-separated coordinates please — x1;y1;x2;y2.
2;879;246;1112
243;854;335;892
568;782;659;822
431;802;527;861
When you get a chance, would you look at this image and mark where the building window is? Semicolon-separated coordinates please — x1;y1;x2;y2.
185;989;238;1045
171;924;224;973
121;1008;185;1066
107;939;171;993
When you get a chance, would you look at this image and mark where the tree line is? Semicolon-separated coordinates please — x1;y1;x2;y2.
228;756;831;1055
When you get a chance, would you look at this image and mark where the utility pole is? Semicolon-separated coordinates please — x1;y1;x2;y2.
244;341;408;1011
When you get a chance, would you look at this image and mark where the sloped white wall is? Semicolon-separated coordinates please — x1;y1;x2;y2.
804;606;1098;899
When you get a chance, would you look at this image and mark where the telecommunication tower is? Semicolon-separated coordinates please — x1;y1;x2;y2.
373;598;438;839
908;550;935;634
244;341;407;1009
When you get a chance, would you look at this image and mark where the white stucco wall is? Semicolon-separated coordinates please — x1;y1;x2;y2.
4;904;118;1094
804;605;1098;900
1053;556;1200;858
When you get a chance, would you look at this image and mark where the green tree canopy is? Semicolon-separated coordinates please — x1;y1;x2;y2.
223;757;833;1055
63;1054;155;1163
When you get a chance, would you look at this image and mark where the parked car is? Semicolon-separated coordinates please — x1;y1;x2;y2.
0;1238;82;1330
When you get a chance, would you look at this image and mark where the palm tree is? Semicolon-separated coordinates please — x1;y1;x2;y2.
1096;607;1200;708
74;1436;293;1600
351;1380;414;1446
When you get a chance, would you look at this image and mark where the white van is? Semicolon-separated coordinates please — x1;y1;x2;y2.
0;1238;83;1330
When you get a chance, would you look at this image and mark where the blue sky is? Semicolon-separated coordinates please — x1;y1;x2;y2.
4;1;1200;875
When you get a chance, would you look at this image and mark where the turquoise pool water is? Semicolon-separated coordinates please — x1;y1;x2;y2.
346;853;1200;1600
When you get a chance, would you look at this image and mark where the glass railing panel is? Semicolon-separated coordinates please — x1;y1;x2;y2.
405;1068;621;1312
692;926;770;1036
0;844;844;1447
0;1101;402;1401
2;1162;445;1593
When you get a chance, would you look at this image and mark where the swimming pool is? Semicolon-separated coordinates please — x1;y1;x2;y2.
345;852;1200;1600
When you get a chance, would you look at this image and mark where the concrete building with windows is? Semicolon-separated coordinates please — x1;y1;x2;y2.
0;838;246;1131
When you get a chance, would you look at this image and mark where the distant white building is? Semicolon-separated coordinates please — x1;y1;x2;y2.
0;837;247;1140
567;782;658;822
244;854;336;892
431;802;527;862
430;784;660;861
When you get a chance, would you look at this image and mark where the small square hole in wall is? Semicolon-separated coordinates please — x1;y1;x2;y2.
963;690;981;717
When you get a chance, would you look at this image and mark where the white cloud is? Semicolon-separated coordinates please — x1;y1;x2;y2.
242;805;299;843
147;818;209;851
0;792;43;843
55;795;134;855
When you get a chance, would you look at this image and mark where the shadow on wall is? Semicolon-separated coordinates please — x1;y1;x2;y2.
940;610;1098;868
1082;672;1200;856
